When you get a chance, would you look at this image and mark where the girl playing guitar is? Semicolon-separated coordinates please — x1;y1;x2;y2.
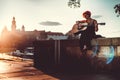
74;11;98;55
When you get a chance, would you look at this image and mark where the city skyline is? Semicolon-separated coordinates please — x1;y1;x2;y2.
0;0;120;37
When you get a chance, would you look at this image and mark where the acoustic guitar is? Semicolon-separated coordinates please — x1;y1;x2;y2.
71;22;105;35
78;22;105;31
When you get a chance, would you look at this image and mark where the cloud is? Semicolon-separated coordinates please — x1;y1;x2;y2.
92;15;102;19
39;21;62;26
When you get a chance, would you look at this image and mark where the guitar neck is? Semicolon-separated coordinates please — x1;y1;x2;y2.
81;22;105;27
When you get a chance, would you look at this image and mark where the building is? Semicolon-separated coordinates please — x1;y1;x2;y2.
0;17;66;50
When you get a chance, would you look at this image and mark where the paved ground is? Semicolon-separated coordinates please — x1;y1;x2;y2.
0;54;58;80
0;53;120;80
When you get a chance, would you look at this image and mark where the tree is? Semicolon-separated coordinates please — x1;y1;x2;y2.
68;0;81;8
114;4;120;17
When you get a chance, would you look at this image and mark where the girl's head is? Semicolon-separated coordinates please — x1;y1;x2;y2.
83;11;91;19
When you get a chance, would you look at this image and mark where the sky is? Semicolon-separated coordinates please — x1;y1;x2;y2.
0;0;120;38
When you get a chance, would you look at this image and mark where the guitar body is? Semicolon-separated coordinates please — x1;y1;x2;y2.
77;22;88;31
70;22;88;35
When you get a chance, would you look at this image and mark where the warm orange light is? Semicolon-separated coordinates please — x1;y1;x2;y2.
0;53;11;74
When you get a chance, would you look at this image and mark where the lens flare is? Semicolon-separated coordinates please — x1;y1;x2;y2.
106;46;115;64
92;41;115;64
92;41;98;57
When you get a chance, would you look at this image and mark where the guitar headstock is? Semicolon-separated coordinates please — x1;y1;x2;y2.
98;22;106;25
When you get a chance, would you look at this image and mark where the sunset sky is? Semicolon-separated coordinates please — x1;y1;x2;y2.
0;0;120;37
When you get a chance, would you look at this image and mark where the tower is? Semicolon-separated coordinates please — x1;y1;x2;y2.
21;25;25;31
11;17;16;31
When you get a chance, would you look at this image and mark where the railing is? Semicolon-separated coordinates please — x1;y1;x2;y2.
33;38;120;73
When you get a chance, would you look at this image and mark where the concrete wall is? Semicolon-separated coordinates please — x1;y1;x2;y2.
33;38;120;73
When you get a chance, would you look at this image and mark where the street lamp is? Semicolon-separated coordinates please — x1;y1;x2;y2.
68;0;81;8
